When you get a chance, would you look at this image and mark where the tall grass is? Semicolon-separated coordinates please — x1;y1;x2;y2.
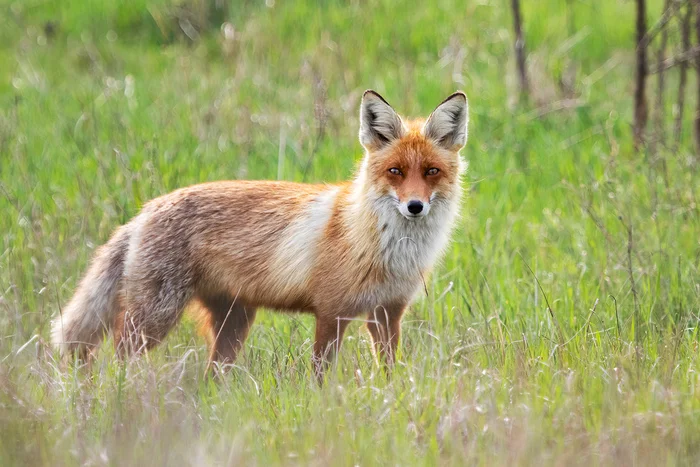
1;0;699;465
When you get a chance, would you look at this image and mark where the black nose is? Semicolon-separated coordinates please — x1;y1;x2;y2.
407;200;424;214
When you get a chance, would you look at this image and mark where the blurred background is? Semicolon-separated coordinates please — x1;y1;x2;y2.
2;0;700;465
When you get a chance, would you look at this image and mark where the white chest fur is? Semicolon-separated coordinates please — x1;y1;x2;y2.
367;194;460;306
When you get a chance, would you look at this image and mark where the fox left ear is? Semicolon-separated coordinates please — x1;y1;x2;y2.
359;90;406;151
422;92;469;151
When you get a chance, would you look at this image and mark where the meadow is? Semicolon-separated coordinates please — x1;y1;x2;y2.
1;0;700;465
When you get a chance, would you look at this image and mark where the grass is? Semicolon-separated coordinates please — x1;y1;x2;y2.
1;0;699;464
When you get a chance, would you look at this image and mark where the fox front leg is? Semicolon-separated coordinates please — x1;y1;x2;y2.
366;305;406;368
312;315;350;383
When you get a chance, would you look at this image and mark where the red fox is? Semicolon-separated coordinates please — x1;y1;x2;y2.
52;90;468;379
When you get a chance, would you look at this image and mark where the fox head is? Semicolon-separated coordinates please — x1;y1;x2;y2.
358;90;468;220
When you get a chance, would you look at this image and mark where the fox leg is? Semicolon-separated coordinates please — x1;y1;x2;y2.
198;293;256;372
366;305;405;367
114;279;192;357
312;315;350;383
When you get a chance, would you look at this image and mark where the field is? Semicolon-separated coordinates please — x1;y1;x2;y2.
1;0;700;465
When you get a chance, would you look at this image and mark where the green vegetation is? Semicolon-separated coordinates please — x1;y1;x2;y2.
1;0;699;464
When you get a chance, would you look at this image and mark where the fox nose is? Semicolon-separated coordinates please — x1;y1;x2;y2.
407;200;424;215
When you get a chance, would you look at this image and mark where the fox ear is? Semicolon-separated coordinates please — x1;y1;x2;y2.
422;92;469;151
359;90;405;151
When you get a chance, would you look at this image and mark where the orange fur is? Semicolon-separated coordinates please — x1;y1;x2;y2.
52;90;469;381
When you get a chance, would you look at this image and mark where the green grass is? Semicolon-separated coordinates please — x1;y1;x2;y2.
1;0;700;464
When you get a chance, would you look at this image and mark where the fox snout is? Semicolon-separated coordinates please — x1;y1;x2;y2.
407;200;423;214
399;198;430;219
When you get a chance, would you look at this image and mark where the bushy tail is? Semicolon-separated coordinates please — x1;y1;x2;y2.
52;225;130;358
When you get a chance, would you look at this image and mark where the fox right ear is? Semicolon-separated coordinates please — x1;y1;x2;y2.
422;92;469;152
359;90;405;151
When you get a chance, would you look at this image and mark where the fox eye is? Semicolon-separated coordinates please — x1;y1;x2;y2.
388;168;403;176
426;168;440;176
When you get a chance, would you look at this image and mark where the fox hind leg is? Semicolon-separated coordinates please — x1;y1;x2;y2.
198;293;257;373
114;278;193;357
